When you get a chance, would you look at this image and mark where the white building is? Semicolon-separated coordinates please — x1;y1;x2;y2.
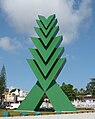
72;95;95;109
4;87;28;104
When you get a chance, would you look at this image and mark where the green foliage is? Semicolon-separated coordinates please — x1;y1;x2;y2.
86;78;95;96
61;78;95;101
61;82;76;101
74;88;86;100
0;65;6;103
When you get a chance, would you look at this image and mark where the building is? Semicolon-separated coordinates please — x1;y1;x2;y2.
3;87;28;106
72;95;95;109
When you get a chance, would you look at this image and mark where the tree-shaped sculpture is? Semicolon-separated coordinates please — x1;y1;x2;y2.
18;14;76;111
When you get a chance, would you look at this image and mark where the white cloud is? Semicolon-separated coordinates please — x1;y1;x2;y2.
0;0;92;44
0;37;21;52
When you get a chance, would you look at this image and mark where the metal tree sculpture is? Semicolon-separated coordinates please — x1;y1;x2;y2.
18;14;76;111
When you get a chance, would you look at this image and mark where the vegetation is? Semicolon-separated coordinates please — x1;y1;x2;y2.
0;65;6;104
61;78;95;101
61;83;76;101
86;78;95;96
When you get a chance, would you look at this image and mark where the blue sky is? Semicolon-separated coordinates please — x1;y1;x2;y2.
0;0;95;91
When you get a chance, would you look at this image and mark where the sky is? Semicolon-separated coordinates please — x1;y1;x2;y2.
0;0;95;91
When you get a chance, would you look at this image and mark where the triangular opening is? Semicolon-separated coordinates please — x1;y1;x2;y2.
35;94;55;112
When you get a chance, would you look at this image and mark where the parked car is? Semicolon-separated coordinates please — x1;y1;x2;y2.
6;103;20;109
6;105;14;109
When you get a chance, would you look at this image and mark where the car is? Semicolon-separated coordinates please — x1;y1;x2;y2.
6;103;20;109
6;105;14;109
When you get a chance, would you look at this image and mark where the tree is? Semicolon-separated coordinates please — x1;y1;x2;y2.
73;88;79;98
61;82;76;101
86;78;95;96
74;88;86;100
79;88;86;95
0;65;6;104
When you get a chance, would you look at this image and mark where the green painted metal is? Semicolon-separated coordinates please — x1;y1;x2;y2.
34;26;59;46
46;80;76;111
29;48;64;76
31;36;63;62
36;18;57;36
18;82;44;110
38;14;55;28
18;14;77;111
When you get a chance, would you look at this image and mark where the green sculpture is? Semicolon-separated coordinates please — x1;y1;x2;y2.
18;14;76;111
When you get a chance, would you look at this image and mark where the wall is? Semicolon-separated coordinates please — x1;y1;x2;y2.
0;113;95;119
73;101;95;109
